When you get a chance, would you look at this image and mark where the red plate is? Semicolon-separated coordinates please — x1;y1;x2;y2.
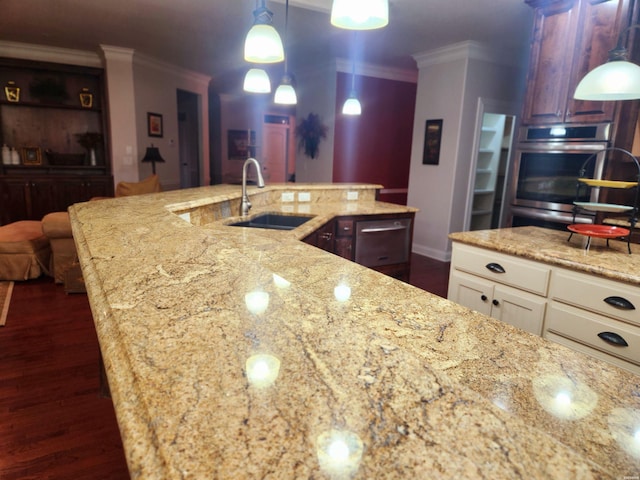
567;224;630;239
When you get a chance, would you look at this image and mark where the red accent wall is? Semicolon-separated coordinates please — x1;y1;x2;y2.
333;73;417;205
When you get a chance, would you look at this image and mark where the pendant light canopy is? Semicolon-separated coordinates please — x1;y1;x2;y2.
244;68;271;93
274;0;297;105
331;0;389;30
244;0;285;63
574;24;640;101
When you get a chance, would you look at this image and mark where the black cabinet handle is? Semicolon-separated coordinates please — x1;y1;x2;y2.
597;331;629;347
604;296;635;310
481;294;488;302
486;263;506;274
492;299;499;306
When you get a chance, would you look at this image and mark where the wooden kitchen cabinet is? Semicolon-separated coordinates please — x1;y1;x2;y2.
0;174;113;224
522;0;631;125
448;243;549;335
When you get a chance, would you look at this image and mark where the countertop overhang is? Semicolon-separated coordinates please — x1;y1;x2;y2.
70;185;640;479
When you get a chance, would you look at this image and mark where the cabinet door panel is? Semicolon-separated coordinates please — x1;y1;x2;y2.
0;178;28;224
447;270;493;316
27;179;55;220
493;284;547;335
565;0;624;123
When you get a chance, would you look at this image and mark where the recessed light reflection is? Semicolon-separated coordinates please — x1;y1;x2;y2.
272;273;291;289
316;430;364;477
245;354;281;388
334;284;351;302
245;291;270;315
532;375;597;420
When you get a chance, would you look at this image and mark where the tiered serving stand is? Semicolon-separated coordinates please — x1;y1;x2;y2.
568;147;640;254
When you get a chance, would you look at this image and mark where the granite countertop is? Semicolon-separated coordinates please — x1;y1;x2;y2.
70;184;640;479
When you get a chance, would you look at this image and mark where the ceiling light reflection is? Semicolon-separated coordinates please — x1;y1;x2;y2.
245;354;281;388
334;283;352;302
316;429;364;477
273;273;291;289
245;290;270;315
532;374;598;420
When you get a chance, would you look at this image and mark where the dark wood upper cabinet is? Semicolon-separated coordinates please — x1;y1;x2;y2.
522;0;631;125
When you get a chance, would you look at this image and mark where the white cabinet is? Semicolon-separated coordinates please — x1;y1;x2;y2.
546;267;640;375
449;240;640;375
448;243;549;335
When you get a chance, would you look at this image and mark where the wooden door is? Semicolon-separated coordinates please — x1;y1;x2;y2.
262;122;294;183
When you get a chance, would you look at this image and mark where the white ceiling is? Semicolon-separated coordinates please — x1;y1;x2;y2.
1;0;535;92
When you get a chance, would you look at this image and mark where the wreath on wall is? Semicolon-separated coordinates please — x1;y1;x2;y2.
295;113;328;159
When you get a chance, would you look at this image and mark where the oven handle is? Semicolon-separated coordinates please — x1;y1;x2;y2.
360;225;408;233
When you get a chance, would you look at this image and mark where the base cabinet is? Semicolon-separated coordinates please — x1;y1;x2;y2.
0;175;113;225
449;241;640;375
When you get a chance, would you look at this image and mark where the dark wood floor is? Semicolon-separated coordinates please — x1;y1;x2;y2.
0;253;450;479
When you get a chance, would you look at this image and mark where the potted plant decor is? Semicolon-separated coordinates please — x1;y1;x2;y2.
295;113;328;159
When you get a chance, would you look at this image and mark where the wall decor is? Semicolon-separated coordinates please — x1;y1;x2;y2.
422;119;443;165
4;81;20;102
147;112;163;138
228;129;255;160
22;147;42;166
295;112;327;159
79;88;93;108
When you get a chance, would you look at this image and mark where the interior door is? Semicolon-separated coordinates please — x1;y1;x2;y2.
262;121;293;183
177;89;200;188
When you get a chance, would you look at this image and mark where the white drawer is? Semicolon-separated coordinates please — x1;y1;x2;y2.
546;301;640;367
451;243;551;296
551;268;640;326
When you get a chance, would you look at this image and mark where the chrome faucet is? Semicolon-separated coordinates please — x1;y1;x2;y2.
241;157;265;216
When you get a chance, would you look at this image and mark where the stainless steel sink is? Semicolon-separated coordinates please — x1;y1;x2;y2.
228;213;314;230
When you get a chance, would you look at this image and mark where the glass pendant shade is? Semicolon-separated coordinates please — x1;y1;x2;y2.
274;75;297;104
574;60;640;100
342;92;362;115
331;0;389;30
244;24;285;63
244;68;271;93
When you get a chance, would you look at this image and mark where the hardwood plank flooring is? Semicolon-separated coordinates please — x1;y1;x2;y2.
0;254;450;479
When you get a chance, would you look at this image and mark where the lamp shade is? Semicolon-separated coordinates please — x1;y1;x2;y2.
244;2;284;63
574;60;640;100
342;92;362;115
274;74;297;104
141;145;165;174
244;68;271;93
331;0;389;30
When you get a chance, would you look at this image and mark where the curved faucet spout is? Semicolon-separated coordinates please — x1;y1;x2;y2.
241;157;266;216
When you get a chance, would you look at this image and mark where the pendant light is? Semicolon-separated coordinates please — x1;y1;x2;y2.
574;24;640;101
244;0;285;63
274;0;297;104
342;38;361;115
331;0;389;30
244;68;271;93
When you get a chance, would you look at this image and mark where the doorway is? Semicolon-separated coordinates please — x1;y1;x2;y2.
262;114;296;182
177;89;200;188
467;99;517;231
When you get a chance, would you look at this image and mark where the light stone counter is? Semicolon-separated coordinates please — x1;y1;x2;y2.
70;185;640;479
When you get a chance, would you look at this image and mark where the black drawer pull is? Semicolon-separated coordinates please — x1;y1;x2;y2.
492;299;499;306
597;331;629;347
604;296;635;310
481;294;487;302
486;263;505;274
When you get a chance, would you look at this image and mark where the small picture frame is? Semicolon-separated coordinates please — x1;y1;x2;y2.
422;119;443;165
147;112;163;138
22;147;42;166
79;88;93;108
228;129;256;160
4;81;20;103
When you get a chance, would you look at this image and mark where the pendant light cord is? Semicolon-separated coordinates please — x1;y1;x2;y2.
351;31;357;91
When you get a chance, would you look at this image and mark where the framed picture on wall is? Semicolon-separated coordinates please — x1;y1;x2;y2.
422;119;443;165
147;112;163;138
228;129;255;160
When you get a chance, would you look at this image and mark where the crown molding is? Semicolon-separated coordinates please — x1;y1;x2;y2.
0;41;102;67
413;41;517;69
335;58;417;83
132;51;211;88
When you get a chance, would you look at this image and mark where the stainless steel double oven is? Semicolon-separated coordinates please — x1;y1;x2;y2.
505;123;611;230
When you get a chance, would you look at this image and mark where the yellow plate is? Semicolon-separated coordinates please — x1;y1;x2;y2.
578;178;638;188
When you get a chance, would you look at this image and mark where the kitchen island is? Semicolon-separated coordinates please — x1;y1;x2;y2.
70;184;640;479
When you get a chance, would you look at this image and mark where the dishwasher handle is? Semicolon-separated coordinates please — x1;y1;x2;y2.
360;225;408;233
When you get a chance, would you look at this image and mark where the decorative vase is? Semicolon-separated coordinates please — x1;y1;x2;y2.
89;148;97;166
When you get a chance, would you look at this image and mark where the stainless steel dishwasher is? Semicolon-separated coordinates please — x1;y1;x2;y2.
355;218;412;267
